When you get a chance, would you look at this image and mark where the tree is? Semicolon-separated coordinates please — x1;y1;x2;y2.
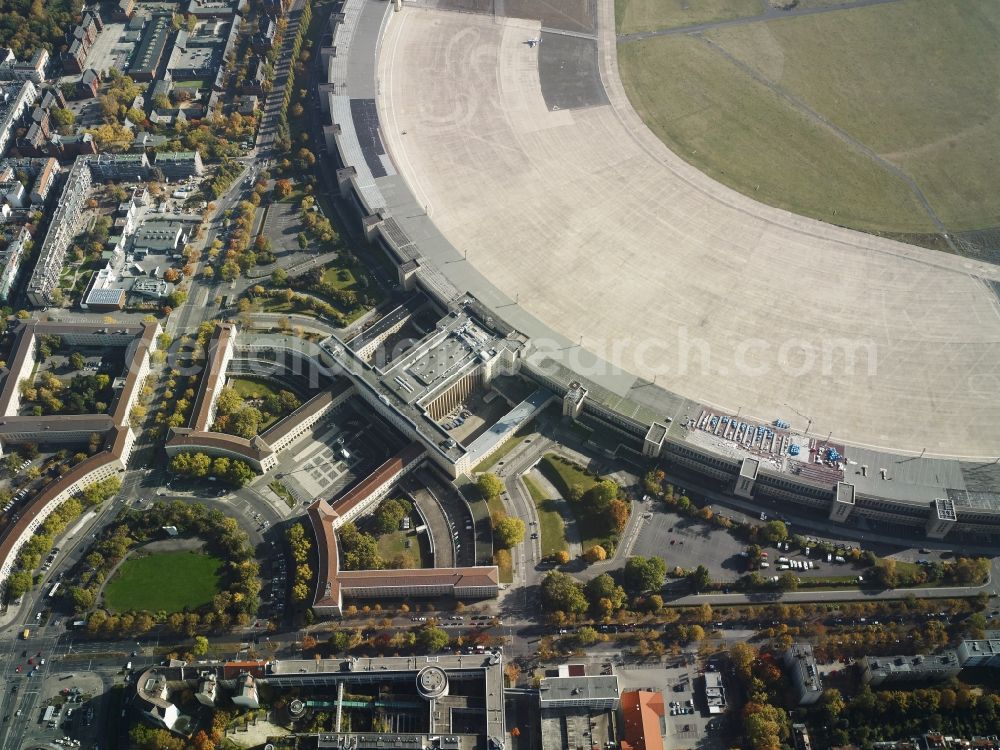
189;452;212;477
132;726;185;750
624;556;667;595
69;352;85;370
418;625;449;652
583;545;607;563
212;456;230;478
688;564;712;592
192;635;209;656
584;573;626;613
230;406;263;438
271;267;288;285
608;498;630;532
214;387;245;417
555;550;570;565
477;473;503;501
820;688;845;725
760;520;788;544
730;642;757;683
493;515;525;548
274;179;293;198
574;626;600;646
6;570;32;599
220;261;239;281
373;498;408;534
778;572;799;591
227;460;255;487
540;571;588;616
874;557;899;588
329;629;354;653
51;107;75;134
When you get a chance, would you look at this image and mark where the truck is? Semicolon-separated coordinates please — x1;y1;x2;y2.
21;628;29;639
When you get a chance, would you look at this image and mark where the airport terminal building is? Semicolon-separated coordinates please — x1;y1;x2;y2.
315;0;1000;543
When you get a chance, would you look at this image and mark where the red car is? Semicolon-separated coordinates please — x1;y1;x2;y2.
26;658;33;665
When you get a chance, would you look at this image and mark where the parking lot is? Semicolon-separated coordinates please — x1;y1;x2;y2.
615;662;729;750
630;501;748;583
261;544;287;621
438;388;512;446
4;668;107;750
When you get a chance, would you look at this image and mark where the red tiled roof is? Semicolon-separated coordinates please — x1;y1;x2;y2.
191;323;235;430
308;497;341;608
307;442;500;609
259;379;351;444
0;424;128;571
166;429;271;461
331;442;424;519
110;322;158;424
338;566;499;591
621;691;665;750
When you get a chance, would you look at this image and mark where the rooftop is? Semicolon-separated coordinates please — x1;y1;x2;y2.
934;497;957;521
464;388;551;466
621;690;665;750
538;675;621;707
321;296;526;465
864;650;962;677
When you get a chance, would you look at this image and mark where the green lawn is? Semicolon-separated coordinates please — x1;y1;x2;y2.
229;377;282;400
536;454;610;550
105;551;223;613
615;0;850;33
537;454;599;498
321;266;358;291
377;529;429;569
616;0;764;34
484;490;506;520
617;0;1000;241
522;475;568;557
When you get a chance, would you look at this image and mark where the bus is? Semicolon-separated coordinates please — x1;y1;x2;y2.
48;582;61;598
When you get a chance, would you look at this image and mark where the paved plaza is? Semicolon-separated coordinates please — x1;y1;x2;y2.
273;418;362;501
377;4;1000;460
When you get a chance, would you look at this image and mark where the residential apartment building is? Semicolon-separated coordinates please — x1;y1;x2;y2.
252;16;276;53
0;49;48;84
860;650;963;686
0;225;31;302
26;155;92;307
783;644;823;705
89;152;150;181
956;632;1000;668
29;157;57;204
0;80;38;156
115;0;136;21
61;12;102;74
154;150;204;179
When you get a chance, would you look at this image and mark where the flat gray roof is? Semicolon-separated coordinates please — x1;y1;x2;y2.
465;388;551;465
538;675;620;705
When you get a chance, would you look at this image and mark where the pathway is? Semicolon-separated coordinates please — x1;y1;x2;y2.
617;0;903;41
524;467;582;558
